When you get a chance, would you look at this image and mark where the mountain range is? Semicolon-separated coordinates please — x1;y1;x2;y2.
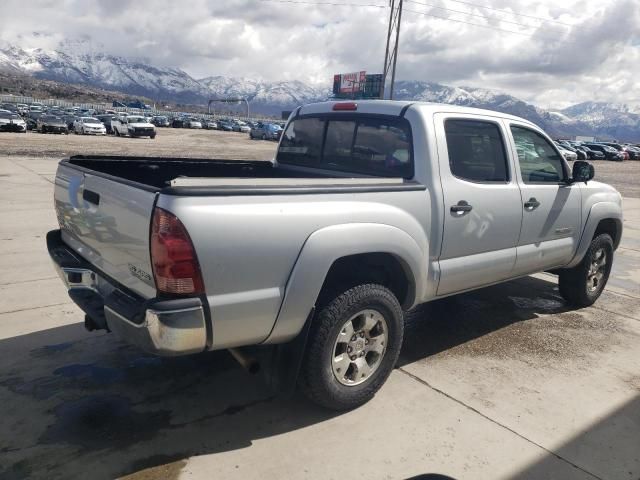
1;39;639;141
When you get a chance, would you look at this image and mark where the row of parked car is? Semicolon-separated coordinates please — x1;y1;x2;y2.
0;102;285;140
161;114;284;140
554;139;640;162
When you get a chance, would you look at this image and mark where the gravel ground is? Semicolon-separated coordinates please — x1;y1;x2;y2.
0;128;277;161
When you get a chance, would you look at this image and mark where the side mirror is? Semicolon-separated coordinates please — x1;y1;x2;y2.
572;160;594;183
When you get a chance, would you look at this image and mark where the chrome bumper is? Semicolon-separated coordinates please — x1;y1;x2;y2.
47;230;208;356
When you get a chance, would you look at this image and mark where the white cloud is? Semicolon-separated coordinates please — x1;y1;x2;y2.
0;0;639;108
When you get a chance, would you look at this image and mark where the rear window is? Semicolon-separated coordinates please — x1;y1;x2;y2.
277;115;413;178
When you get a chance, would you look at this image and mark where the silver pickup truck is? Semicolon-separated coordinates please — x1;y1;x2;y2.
48;101;623;410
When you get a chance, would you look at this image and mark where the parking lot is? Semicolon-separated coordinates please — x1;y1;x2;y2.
0;129;639;480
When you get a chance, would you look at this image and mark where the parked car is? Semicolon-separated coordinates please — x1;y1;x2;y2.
250;122;283;140
217;120;234;131
0;103;19;113
185;118;203;129
151;116;171;127
557;141;586;160
202;120;218;130
232;120;251;133
574;145;604;161
96;114;116;134
597;142;630;161
48;101;623;411
36;115;69;134
73;117;107;135
112;115;156;138
555;143;578;161
171;117;186;128
622;144;640;160
0;112;27;132
584;143;623;161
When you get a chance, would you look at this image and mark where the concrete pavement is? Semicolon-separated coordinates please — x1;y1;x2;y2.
0;150;638;480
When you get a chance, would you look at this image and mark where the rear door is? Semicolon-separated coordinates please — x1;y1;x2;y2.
435;114;523;296
54;163;158;298
507;123;582;274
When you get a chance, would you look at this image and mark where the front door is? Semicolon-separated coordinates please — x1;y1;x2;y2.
435;114;523;296
507;123;582;275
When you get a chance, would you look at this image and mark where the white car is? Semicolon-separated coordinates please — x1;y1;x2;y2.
186;119;203;129
74;117;107;135
111;115;156;138
0;112;27;132
555;144;578;162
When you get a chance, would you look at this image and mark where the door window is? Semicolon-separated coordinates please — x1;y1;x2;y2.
511;126;566;183
444;120;509;182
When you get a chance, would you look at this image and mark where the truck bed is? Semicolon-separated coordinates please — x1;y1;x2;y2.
65;155;416;194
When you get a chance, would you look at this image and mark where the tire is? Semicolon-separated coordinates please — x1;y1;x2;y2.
261;134;266;140
558;233;613;308
300;284;404;410
115;129;120;137
150;134;156;139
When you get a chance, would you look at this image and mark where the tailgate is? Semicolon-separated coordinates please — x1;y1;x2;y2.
54;162;158;298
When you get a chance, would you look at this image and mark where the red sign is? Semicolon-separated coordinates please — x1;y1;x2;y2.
335;71;366;94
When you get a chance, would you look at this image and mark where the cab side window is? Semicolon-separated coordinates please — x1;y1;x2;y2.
444;119;509;182
511;126;566;183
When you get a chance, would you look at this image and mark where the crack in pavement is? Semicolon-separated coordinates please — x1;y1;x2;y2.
397;367;605;480
0;302;73;316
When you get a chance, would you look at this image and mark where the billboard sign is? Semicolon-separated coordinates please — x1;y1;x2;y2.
334;71;366;94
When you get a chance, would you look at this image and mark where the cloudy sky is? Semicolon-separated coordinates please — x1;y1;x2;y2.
2;0;639;108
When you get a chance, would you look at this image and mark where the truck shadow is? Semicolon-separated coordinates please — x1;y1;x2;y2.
0;274;586;479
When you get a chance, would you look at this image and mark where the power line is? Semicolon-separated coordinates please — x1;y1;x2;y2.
404;7;533;36
405;0;548;30
257;0;387;7
442;0;573;26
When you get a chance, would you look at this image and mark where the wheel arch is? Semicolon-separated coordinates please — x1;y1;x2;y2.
566;201;623;268
264;223;427;344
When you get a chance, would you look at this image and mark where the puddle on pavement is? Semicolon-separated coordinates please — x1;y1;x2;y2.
39;395;171;450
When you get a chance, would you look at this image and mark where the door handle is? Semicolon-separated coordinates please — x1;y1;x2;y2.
451;200;473;214
524;197;540;210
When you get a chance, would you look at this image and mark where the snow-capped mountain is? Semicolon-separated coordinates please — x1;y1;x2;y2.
2;38;640;140
0;40;208;102
199;76;330;115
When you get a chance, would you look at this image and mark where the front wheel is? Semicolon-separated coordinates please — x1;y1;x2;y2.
559;234;613;307
300;284;403;410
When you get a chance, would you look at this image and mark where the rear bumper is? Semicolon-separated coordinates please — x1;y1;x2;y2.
47;229;207;356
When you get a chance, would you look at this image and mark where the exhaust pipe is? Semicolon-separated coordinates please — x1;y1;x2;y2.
228;348;260;375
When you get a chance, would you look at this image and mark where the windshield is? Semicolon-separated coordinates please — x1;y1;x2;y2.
82;117;100;123
42;116;62;121
277;115;413;178
127;116;145;123
0;113;21;119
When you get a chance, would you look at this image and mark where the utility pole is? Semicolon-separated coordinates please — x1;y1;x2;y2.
381;0;403;100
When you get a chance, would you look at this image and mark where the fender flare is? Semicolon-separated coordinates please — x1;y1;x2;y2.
566;201;623;268
264;223;427;344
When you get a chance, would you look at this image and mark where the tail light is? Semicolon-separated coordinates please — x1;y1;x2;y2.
332;102;358;111
150;207;204;295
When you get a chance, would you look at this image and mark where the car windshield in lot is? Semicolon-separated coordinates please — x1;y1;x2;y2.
0;112;21;120
82;117;100;123
277;115;413;178
127;116;146;123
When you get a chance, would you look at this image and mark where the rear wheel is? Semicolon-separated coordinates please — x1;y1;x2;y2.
300;284;403;410
261;133;266;140
559;234;613;307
